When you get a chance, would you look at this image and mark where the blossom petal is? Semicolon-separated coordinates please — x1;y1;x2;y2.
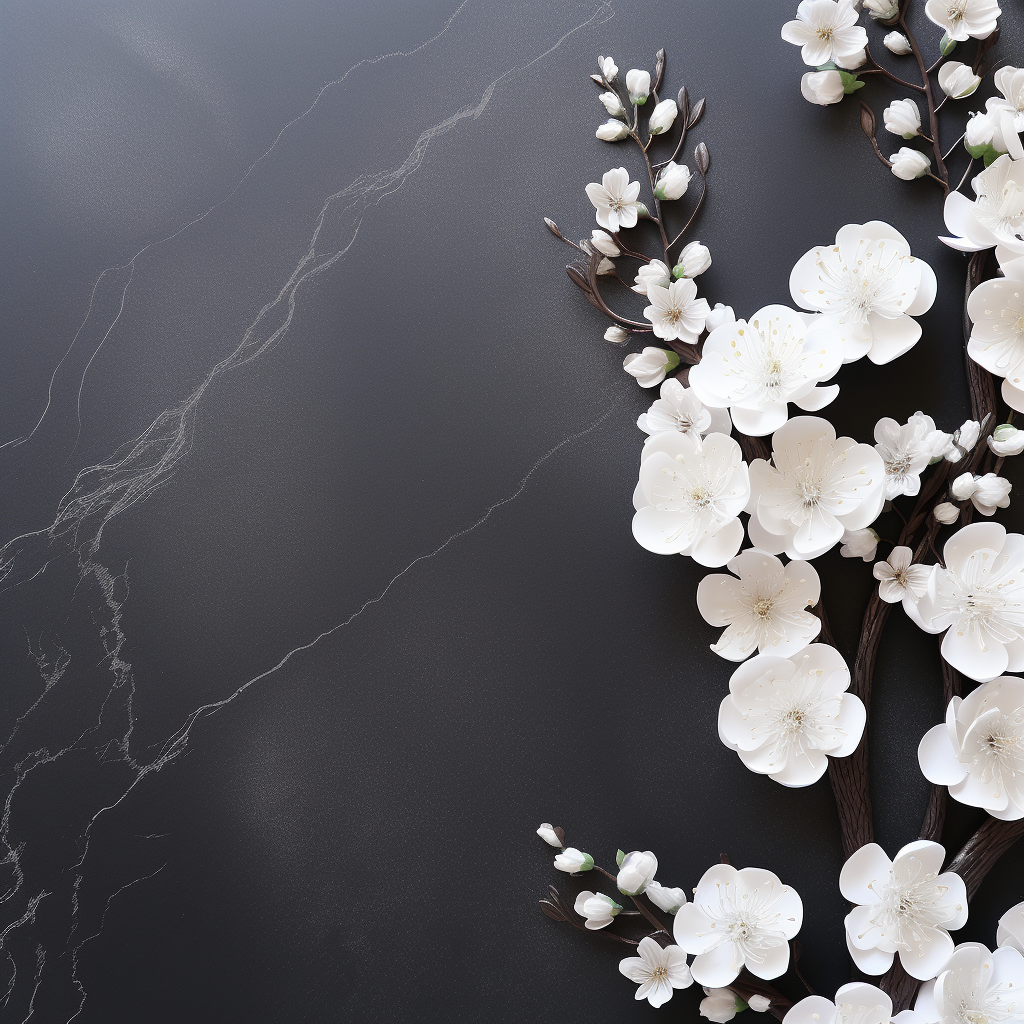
689;941;744;987
839;843;893;905
673;902;720;955
748;938;790;980
691;518;745;568
770;747;828;787
905;258;938;316
900;927;955;981
941;623;1009;683
831;694;867;757
867;313;923;365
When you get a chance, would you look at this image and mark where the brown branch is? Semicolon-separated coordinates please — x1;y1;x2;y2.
898;12;948;189
945;817;1024;899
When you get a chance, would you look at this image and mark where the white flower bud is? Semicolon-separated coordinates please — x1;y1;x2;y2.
553;847;593;872
989;424;1024;456
604;325;629;344
598;90;625;117
589;229;619;256
645;880;687;915
749;996;772;1013
632;259;672;296
616;850;658;894
595;119;629;142
801;70;844;106
598;55;617;82
951;472;977;500
536;823;562;847
889;147;931;180
700;989;740;1023
623;347;679;388
626;68;651;105
938;61;982;98
573;890;622;930
884;98;922;138
864;0;900;19
835;48;867;70
946;419;981;461
970;473;1012;515
596;257;615;276
934;501;960;524
840;528;879;562
884;31;913;54
673;241;712;279
648;98;678;135
705;303;736;332
655;161;692;200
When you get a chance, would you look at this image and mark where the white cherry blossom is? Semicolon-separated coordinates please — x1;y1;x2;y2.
875;412;952;499
632;259;672;295
915;943;1024;1024
967;258;1024;412
910;522;1024;682
586;167;641;232
990;66;1024;135
632;431;750;567
938;61;982;99
624;346;678;388
688;305;844;436
718;644;865;787
619;938;692;1008
783;984;904;1024
645;279;711;343
840;840;968;979
891;148;931;181
637;378;732;440
696;548;821;661
874;546;931;608
925;0;1002;41
965;103;1024;161
941;155;1024;255
574;890;622;929
998;902;1024;953
918;675;1024;819
782;1;869;67
841;528;879;562
801;70;845;106
746;417;886;561
789;222;938;365
673;864;803;986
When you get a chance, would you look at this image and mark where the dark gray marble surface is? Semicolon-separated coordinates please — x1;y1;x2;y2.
0;1;1022;1020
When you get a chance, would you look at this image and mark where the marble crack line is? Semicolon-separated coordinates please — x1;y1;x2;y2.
0;0;474;459
19;945;43;1024
0;0;616;592
65;864;166;1024
64;393;625;899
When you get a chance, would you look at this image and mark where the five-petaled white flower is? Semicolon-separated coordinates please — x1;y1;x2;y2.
674;864;803;986
632;431;750;567
874;546;931;609
919;675;1024;820
783;984;907;1024
840;840;968;979
618;937;693;1008
637;378;732;440
875;412;952;499
574;890;622;930
989;66;1024;136
909;522;1024;682
645;279;712;342
688;304;844;436
746;417;886;561
789;221;938;365
941;155;1024;256
632;259;672;295
718;644;864;787
998;901;1024;953
925;0;1002;41
914;942;1024;1024
967;258;1024;413
586;167;641;232
782;0;869;67
624;346;679;388
696;548;822;661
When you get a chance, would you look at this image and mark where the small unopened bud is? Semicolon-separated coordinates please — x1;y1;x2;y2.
605;325;628;344
884;31;912;54
934;501;959;525
989;424;1024;456
939;32;957;56
749;996;771;1013
950;472;977;501
636;202;651;219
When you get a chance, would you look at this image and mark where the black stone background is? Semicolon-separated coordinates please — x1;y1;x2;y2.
0;0;1022;1021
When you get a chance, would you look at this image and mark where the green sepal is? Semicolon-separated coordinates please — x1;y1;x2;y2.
939;32;957;56
983;147;1004;167
578;853;595;872
664;350;681;372
838;70;865;95
734;997;750;1013
816;61;837;71
965;140;1000;164
615;849;625;867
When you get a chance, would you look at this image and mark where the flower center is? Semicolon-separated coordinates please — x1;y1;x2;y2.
893;566;910;588
816;26;835;44
798;479;822;508
886;454;913;478
752;596;775;620
664;306;683;325
690;486;714;509
651;965;668;981
866;869;958;949
946;1;967;21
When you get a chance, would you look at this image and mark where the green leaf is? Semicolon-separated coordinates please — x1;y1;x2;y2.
838;70;865;95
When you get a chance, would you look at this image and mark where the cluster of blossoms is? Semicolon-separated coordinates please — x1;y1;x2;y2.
541;11;1024;1016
